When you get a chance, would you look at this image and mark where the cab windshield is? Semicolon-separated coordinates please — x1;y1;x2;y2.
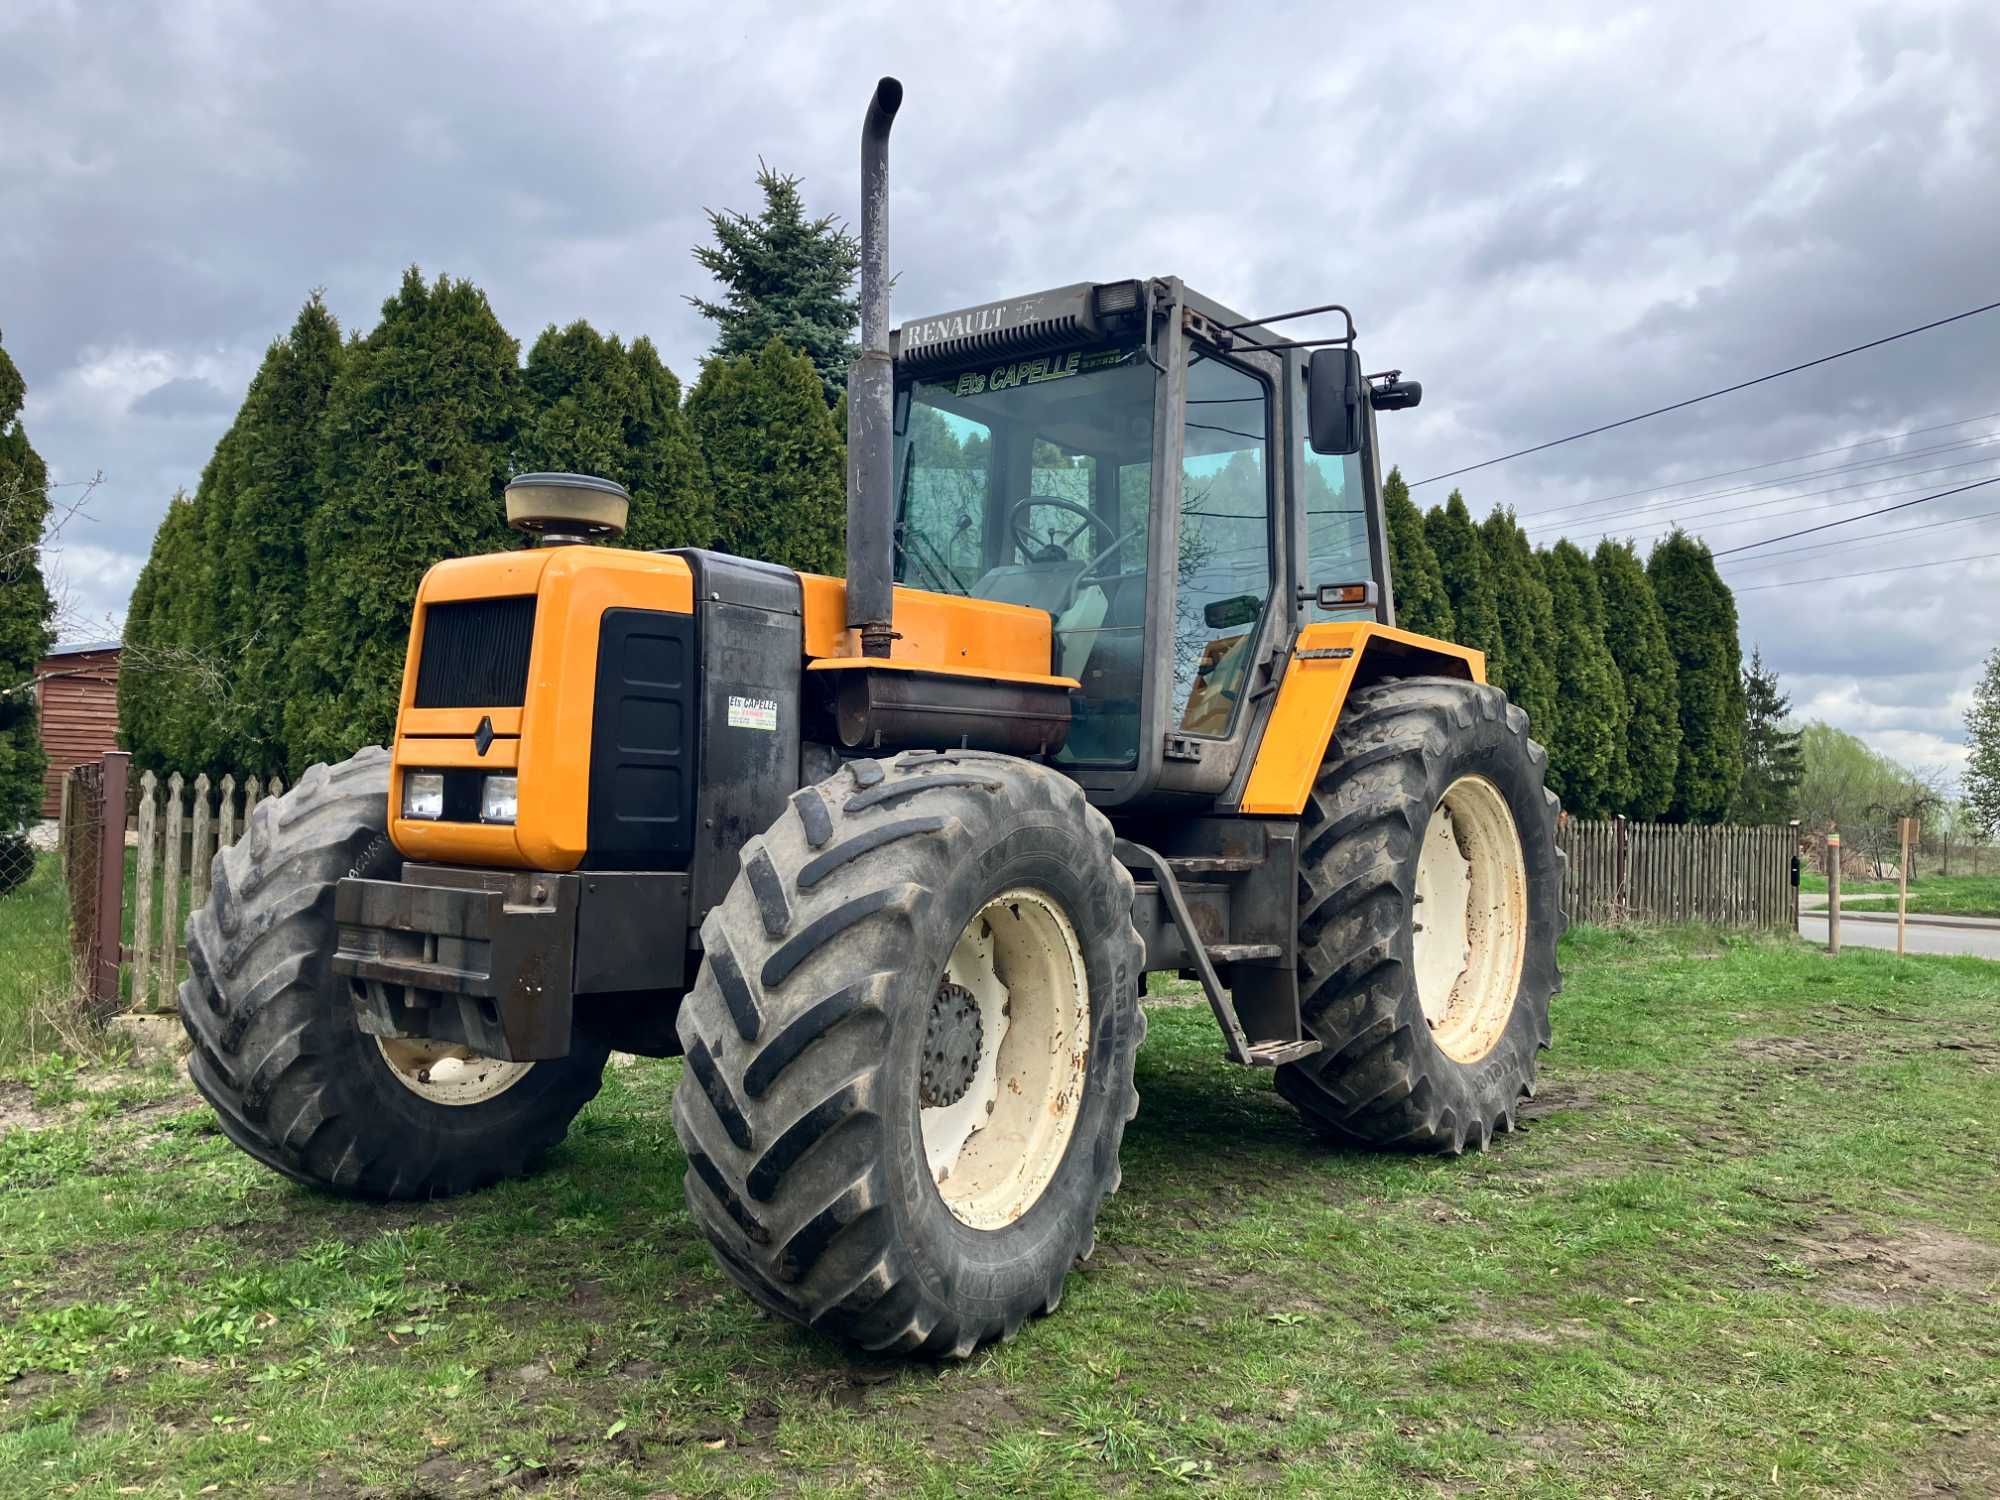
893;344;1157;764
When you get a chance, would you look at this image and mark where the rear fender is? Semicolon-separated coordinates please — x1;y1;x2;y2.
1238;624;1483;816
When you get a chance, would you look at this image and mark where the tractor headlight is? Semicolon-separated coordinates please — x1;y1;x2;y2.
479;775;519;825
402;772;446;821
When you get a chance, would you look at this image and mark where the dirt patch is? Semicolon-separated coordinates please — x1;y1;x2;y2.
1455;1315;1603;1347
1731;1034;1862;1075
1515;1078;1603;1121
1908;1427;2000;1497
891;1382;1031;1462
1736;1030;2000;1079
1765;1219;2000;1310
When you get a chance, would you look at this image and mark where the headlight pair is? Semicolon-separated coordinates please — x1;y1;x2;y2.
400;772;518;826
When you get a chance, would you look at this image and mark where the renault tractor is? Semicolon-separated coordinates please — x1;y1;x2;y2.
179;78;1562;1358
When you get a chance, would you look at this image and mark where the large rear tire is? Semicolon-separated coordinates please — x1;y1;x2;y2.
672;751;1145;1358
1275;678;1563;1153
179;748;609;1198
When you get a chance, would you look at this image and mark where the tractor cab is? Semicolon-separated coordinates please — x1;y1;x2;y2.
889;280;1409;807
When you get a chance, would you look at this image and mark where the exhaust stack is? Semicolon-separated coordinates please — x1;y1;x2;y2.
846;76;903;658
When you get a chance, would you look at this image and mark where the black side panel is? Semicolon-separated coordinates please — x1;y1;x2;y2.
672;550;804;923
586;609;698;868
414;596;536;708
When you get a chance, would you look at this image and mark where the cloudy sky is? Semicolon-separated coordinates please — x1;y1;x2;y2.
6;0;1997;779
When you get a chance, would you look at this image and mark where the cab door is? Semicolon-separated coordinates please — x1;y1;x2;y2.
1147;322;1294;804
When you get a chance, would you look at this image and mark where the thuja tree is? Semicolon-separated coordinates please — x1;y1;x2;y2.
1647;528;1744;823
1537;540;1629;817
286;269;525;770
1592;537;1680;819
1382;468;1453;639
0;330;53;852
1424;490;1504;685
1479;507;1559;736
519;321;713;552
686;336;847;576
216;295;345;770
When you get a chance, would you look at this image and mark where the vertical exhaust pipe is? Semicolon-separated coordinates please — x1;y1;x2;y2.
847;76;902;658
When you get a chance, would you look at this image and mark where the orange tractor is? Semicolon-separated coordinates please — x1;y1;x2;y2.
181;79;1562;1356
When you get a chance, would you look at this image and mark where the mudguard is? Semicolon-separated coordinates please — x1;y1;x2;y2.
1238;622;1485;815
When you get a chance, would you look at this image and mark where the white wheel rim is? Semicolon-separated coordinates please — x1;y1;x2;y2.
920;888;1091;1230
375;1037;534;1106
1411;775;1528;1064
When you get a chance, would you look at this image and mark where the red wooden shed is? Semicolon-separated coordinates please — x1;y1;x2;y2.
34;640;121;819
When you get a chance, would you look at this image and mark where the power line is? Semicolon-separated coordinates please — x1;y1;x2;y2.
1509;408;2000;516
1710;475;2000;558
1719;505;2000;571
1565;459;2000;547
1519;428;2000;526
1734;548;2000;592
1407;298;2000;488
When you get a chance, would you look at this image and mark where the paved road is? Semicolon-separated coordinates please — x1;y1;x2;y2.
1797;911;2000;960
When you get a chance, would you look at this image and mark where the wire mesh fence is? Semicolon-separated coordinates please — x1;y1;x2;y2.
0;769;100;1056
0;827;38;900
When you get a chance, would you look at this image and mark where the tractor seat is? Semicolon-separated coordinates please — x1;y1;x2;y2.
969;559;1089;617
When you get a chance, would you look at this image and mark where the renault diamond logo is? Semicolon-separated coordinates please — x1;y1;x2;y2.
474;715;495;756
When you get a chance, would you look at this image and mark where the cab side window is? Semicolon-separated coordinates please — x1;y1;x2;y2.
1173;355;1273;735
1302;444;1372;622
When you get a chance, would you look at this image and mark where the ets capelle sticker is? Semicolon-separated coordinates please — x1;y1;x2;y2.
727;695;778;732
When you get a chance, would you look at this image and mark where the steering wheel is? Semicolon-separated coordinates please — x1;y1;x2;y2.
1054;523;1147;617
1007;495;1121;565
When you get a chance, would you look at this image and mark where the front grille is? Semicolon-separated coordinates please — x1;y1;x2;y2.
414;596;536;708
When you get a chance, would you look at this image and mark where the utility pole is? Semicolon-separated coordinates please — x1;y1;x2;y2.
1896;816;1914;958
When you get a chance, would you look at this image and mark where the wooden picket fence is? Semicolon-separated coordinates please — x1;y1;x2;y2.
126;768;284;1012
1557;815;1798;930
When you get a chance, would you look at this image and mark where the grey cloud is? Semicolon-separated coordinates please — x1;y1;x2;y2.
4;0;1997;775
129;376;234;418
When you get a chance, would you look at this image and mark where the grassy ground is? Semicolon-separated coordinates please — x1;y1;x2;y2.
1835;876;2000;920
0;857;85;1064
0;848;195;1069
1;928;1996;1497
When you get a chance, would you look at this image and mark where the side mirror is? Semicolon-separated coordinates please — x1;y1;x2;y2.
1307;348;1363;456
1202;593;1261;630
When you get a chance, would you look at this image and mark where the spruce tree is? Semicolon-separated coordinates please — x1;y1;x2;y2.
1733;646;1804;824
1424;490;1503;683
1647;529;1744;823
286;269;524;771
1479;507;1559;735
519;322;713;552
1382;468;1454;639
217;295;344;771
690;163;861;403
1536;540;1628;817
686;336;847;576
1592;538;1680;819
1960;646;2000;838
0;331;54;849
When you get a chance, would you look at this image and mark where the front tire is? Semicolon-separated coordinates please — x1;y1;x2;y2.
179;748;610;1198
672;751;1145;1358
1275;677;1563;1153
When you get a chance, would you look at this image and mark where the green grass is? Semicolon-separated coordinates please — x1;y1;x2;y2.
1837;875;2000;920
0;857;84;1064
2;928;1997;1496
